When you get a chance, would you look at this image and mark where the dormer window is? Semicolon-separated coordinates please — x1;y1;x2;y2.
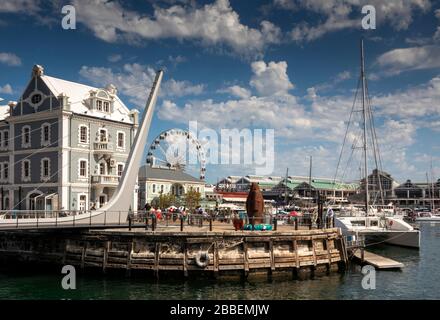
96;100;103;111
103;101;109;113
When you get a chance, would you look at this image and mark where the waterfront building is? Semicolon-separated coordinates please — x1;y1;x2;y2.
216;175;242;191
235;175;283;192
361;169;396;199
392;179;440;208
137;165;205;208
0;65;139;211
264;176;359;204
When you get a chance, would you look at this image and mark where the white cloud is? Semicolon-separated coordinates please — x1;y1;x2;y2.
282;0;431;42
0;0;40;13
373;76;440;118
79;63;204;107
250;61;294;96
0;84;13;94
107;54;122;63
0;52;22;66
71;0;281;56
219;85;251;99
156;60;440;181
376;45;440;75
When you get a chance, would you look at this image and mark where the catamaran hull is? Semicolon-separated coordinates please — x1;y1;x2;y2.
363;231;420;249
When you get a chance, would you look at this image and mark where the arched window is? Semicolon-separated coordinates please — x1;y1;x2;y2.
40;158;50;181
79;125;88;144
22;125;31;148
3;130;9;148
41;123;51;146
22;160;31;181
99;161;107;175
152;184;156;193
78;159;88;178
98;128;108;142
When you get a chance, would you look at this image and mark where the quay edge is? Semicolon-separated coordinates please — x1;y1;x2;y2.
0;228;348;280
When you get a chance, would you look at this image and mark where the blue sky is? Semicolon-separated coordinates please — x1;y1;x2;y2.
1;0;440;184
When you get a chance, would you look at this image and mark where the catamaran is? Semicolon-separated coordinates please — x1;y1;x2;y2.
332;40;420;249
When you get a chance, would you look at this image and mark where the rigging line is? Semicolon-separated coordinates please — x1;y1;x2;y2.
365;79;383;171
11;155;71;210
365;80;384;205
0;133;70;175
331;76;361;202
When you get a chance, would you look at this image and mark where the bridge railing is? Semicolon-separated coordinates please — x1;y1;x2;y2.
0;209;337;231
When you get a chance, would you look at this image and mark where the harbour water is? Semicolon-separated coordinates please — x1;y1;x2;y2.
0;223;439;300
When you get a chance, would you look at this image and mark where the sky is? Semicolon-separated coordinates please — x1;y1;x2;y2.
1;0;440;184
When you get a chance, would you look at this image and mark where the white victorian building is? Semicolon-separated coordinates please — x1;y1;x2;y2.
0;65;138;212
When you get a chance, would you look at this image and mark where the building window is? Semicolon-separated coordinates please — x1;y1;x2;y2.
40;158;50;181
152;184;156;193
78;194;87;211
79;125;88;144
4;130;8;148
117;131;125;149
160;185;164;193
117;164;124;177
22;125;31;148
31;94;42;104
22;160;31;182
103;101;110;113
3;162;8;180
79;160;88;178
99;162;107;175
96;100;103;111
41;123;50;146
98;128;107;142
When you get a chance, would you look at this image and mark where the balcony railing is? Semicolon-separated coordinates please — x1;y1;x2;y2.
93;141;114;153
91;174;120;185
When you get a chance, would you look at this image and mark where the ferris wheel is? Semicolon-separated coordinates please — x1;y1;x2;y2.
146;128;206;180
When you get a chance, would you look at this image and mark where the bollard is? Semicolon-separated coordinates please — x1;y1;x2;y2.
129;216;132;231
273;217;277;231
295;217;298;230
309;217;312;230
209;217;213;231
180;216;184;231
152;216;156;231
199;216;203;228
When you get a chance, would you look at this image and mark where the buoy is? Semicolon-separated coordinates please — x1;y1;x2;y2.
195;251;210;268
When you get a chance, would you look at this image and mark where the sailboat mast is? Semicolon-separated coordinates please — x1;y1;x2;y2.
361;39;369;216
284;168;289;205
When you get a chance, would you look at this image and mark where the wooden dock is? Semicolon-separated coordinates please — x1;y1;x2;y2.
353;250;404;269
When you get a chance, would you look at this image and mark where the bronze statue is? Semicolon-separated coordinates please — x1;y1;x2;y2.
246;183;264;225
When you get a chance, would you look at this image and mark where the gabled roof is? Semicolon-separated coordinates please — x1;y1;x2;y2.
139;165;202;183
41;75;136;124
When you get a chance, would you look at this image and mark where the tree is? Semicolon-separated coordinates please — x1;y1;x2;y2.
183;189;201;212
152;192;178;209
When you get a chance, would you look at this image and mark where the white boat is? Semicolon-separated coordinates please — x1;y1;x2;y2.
415;212;440;222
331;40;420;249
335;214;420;248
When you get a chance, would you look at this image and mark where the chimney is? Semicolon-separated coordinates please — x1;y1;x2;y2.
58;93;69;110
7;101;16;115
32;65;44;77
